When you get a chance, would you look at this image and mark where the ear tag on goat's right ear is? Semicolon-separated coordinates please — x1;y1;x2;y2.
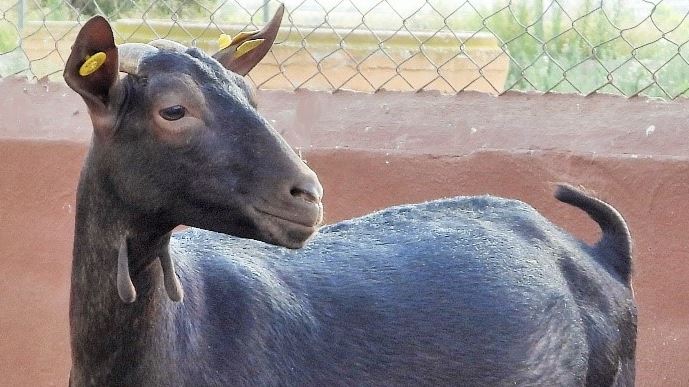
79;51;107;77
218;34;233;50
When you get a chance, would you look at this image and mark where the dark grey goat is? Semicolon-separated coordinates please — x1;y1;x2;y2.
65;6;636;386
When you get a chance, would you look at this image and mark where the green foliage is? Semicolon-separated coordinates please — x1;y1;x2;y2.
416;0;689;98
0;22;19;52
478;0;689;98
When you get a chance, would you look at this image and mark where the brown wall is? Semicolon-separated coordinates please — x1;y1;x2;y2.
1;79;688;386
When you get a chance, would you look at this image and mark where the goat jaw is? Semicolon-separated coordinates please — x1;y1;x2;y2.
159;251;184;302
117;238;137;303
117;43;158;75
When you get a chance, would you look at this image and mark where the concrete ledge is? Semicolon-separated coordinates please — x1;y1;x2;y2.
2;77;689;158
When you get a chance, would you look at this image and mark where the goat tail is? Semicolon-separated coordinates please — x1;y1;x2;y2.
554;183;632;285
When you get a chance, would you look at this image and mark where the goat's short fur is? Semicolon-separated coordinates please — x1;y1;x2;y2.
162;188;635;386
65;7;636;387
70;186;637;386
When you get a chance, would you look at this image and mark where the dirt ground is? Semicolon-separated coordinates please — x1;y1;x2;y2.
1;80;688;385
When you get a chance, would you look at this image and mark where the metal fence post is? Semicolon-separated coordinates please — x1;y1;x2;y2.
17;0;25;30
262;0;270;23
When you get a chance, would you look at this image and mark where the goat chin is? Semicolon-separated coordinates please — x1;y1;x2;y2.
251;208;321;249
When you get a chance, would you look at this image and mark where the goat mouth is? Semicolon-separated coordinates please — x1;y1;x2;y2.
253;206;320;228
252;206;321;248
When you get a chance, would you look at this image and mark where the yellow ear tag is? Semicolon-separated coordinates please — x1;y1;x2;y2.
218;34;233;50
231;30;259;46
79;52;107;77
234;39;264;59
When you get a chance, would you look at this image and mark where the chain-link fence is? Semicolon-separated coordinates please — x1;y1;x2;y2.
2;0;689;98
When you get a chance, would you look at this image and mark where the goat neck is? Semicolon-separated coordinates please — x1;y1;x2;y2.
72;158;176;305
70;161;183;379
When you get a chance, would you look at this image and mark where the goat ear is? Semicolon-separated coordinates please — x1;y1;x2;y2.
63;16;120;137
212;4;284;76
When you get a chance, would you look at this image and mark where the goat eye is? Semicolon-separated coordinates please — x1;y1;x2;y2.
159;105;186;121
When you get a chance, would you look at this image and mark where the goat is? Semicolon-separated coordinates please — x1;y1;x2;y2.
65;6;636;386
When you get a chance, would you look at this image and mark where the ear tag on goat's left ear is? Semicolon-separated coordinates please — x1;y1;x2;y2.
218;34;233;50
79;52;107;77
234;39;264;59
230;30;259;46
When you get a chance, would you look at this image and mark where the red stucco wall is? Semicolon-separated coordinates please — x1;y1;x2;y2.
1;79;687;385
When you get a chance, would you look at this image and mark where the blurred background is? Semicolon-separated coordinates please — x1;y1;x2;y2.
2;0;689;98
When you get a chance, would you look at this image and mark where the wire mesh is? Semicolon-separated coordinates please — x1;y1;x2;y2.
2;0;689;99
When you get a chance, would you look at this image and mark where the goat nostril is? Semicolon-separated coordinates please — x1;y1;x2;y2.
290;187;320;204
289;188;318;203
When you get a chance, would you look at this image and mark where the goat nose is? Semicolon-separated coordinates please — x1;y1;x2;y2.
290;178;323;205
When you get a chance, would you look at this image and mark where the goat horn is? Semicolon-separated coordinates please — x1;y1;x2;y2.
117;237;137;303
159;251;184;302
118;43;158;74
149;39;188;52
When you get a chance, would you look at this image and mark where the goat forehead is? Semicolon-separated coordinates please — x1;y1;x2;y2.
145;74;205;104
139;51;250;102
139;51;234;86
